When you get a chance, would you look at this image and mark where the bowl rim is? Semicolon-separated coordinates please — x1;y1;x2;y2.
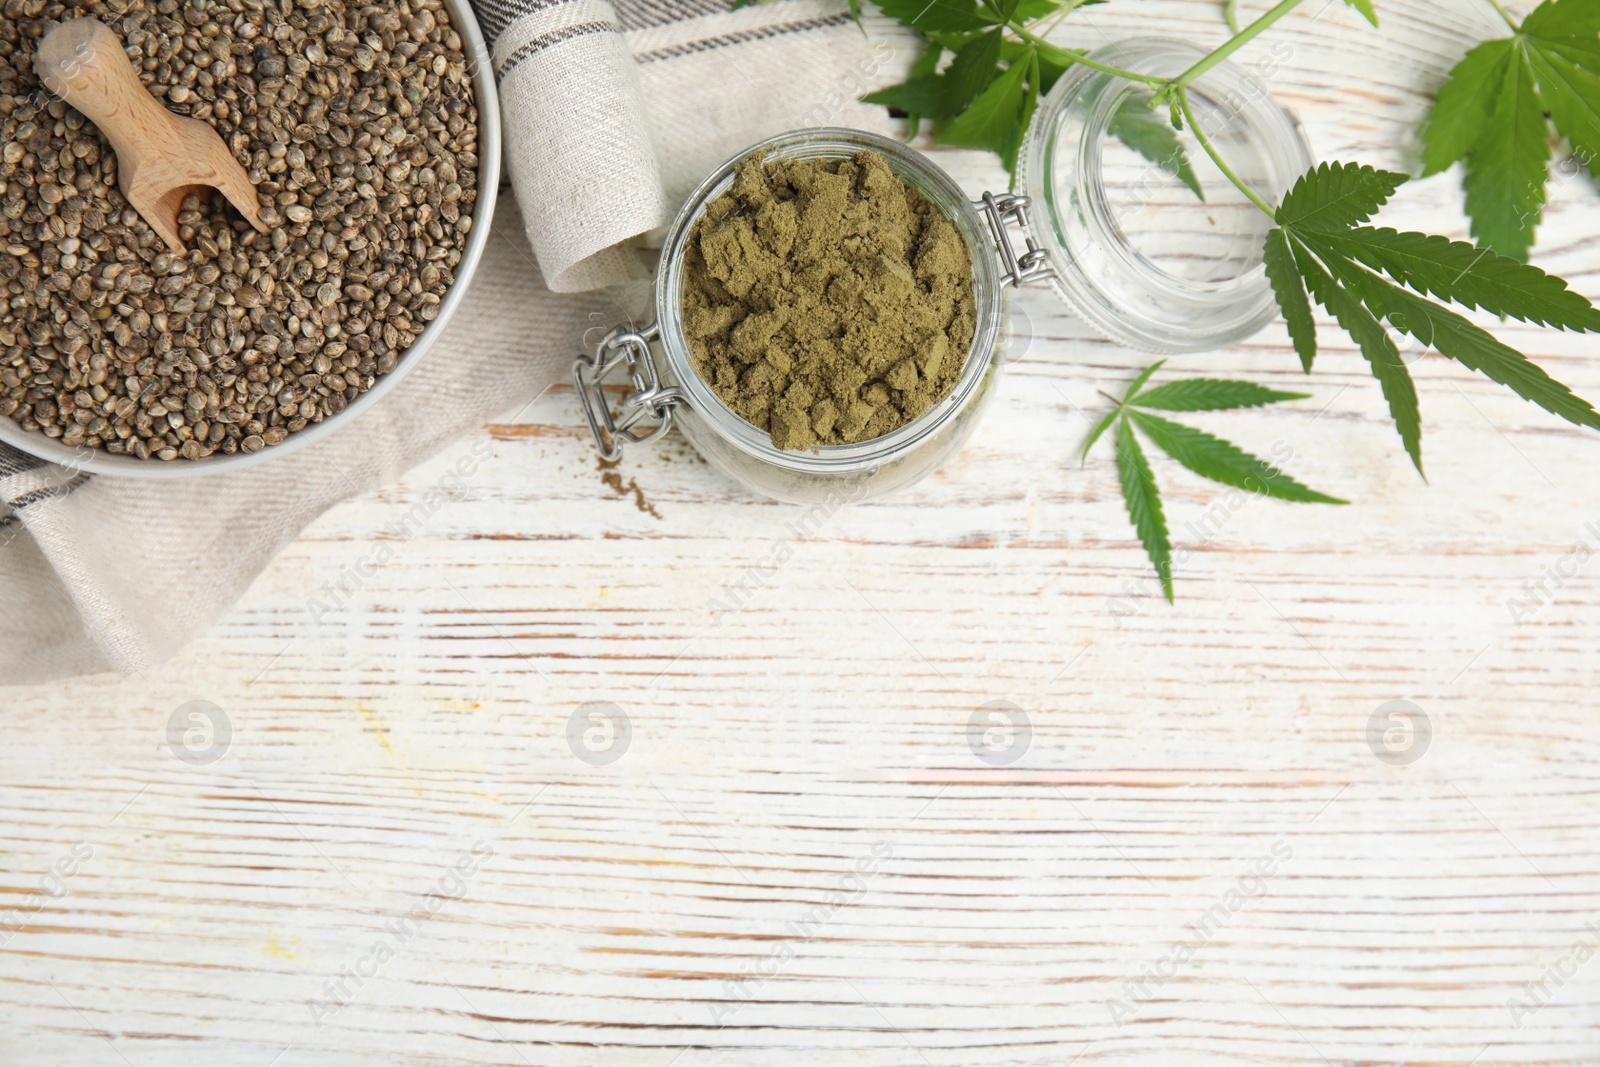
0;0;502;480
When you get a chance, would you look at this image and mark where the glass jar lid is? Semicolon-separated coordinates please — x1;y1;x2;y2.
1017;38;1314;354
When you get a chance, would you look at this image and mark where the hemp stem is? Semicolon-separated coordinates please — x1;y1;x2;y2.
1010;26;1166;87
1162;0;1310;95
1175;86;1278;217
1030;0;1096;39
1485;0;1520;31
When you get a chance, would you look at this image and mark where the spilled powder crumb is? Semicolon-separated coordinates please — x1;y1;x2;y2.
598;457;662;519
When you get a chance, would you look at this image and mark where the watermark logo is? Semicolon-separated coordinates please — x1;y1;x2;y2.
997;302;1035;365
1108;440;1299;625
0;842;94;947
1507;922;1600;1028
792;40;898;128
710;839;893;1025
1366;700;1430;766
707;467;877;626
167;699;231;765
1506;519;1600;625
1381;312;1431;365
568;701;631;766
968;700;1031;766
1106;839;1293;1027
307;840;493;1027
305;438;495;627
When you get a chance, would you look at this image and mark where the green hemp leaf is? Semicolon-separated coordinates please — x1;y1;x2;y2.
856;0;1600;596
870;0;1000;32
1083;362;1344;601
1342;0;1377;25
863;1;1199;181
1264;161;1600;475
1422;0;1600;260
1108;91;1205;200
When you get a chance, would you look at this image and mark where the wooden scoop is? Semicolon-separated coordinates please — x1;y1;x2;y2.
34;17;268;253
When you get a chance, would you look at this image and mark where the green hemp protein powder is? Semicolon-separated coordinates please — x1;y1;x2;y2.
681;150;976;451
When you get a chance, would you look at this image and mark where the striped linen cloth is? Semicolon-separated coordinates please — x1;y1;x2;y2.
480;0;891;290
0;0;892;681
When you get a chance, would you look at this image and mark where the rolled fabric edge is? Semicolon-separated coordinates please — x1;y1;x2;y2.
489;0;671;292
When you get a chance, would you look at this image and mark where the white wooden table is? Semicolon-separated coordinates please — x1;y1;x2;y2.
5;1;1600;1063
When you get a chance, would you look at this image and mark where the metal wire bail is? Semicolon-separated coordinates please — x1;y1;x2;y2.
976;192;1052;288
573;322;683;461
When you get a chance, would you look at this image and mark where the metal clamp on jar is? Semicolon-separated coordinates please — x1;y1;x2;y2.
576;42;1311;504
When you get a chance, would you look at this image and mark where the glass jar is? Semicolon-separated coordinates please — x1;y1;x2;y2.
575;127;1032;505
575;41;1312;503
1016;39;1314;352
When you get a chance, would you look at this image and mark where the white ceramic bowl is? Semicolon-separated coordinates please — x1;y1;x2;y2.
0;0;500;479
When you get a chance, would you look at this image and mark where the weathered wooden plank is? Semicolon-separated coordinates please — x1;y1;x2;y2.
4;0;1600;1064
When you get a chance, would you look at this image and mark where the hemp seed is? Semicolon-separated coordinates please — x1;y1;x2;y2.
0;0;479;461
